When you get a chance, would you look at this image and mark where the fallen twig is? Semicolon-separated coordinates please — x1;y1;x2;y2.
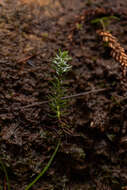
21;88;109;109
17;52;41;64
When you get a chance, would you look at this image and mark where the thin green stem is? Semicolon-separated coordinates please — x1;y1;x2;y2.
100;19;106;31
25;139;61;190
57;105;61;121
0;159;10;190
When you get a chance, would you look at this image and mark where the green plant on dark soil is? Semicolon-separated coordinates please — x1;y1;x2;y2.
91;16;120;30
49;49;72;126
76;23;83;30
25;50;72;190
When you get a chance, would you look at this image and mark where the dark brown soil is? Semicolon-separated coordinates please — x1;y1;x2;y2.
0;0;127;189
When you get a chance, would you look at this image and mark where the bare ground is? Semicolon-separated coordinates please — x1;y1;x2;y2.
0;0;127;189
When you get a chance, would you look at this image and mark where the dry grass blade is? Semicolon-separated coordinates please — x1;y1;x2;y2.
97;30;127;80
21;88;109;109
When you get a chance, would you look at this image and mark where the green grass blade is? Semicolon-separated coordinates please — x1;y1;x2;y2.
0;160;10;190
25;139;61;190
0;185;3;190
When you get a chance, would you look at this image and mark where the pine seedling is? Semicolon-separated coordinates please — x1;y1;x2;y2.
49;49;72;125
25;51;72;189
91;16;119;31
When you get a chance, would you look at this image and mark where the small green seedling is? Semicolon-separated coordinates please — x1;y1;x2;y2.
25;50;72;190
91;16;120;30
76;23;83;30
49;49;72;125
23;48;110;190
86;0;92;6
